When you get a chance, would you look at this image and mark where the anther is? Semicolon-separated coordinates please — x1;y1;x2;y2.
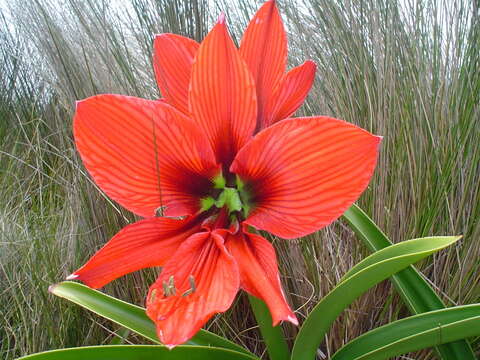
182;275;197;297
189;275;196;292
149;289;157;303
162;275;177;297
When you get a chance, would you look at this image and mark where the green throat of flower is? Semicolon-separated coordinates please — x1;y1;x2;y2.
201;174;251;218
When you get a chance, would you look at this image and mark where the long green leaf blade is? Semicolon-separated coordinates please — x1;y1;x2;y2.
17;345;259;360
331;304;480;360
248;295;290;360
49;282;253;356
342;203;475;359
291;236;460;360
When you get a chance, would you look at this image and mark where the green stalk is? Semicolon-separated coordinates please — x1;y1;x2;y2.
248;295;290;360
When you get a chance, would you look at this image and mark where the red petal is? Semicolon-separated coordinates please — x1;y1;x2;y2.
189;18;257;167
231;117;382;239
153;34;199;115
264;61;316;128
226;229;297;326
69;216;203;289
146;231;239;347
74;95;219;218
239;0;287;130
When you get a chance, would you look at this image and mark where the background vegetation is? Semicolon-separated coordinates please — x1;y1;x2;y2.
1;0;479;359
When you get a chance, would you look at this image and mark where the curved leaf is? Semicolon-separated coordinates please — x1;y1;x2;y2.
49;282;253;356
291;236;461;360
342;203;475;359
17;345;259;360
331;304;480;360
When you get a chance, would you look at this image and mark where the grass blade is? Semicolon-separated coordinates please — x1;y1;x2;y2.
17;345;259;360
49;281;254;357
331;304;480;360
291;236;461;360
342;203;476;359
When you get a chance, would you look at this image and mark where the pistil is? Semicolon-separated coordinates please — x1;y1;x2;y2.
200;173;252;218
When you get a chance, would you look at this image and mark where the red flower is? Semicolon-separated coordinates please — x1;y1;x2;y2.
68;0;381;348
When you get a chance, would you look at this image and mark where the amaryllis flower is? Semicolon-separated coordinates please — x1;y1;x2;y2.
68;0;381;348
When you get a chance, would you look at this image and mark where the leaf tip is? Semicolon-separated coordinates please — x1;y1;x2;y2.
48;283;58;294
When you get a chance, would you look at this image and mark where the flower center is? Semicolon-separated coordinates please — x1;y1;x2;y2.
200;173;251;218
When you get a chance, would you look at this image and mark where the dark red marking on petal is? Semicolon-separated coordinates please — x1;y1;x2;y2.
74;94;219;217
189;19;257;169
231;117;381;239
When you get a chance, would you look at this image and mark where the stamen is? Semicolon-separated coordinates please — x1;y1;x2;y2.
182;289;193;297
149;289;157;303
168;275;176;296
182;275;197;297
162;280;169;296
162;275;177;297
188;275;196;292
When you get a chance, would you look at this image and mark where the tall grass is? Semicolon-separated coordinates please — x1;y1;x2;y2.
1;0;479;359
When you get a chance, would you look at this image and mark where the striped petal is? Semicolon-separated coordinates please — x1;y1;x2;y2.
153;34;199;115
239;0;287;130
189;16;257;168
146;230;239;347
264;61;316;128
226;228;297;325
231;117;382;239
68;216;203;289
74;94;219;218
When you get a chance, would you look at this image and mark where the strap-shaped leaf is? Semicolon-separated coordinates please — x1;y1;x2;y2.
49;282;254;357
342;204;475;359
331;304;480;360
17;345;259;360
291;236;461;360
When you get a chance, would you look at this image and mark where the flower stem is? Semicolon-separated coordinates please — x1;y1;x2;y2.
248;295;290;360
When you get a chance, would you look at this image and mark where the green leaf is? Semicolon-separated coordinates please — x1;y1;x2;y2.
49;282;254;357
248;295;290;360
291;236;461;360
331;304;480;360
17;345;259;360
342;203;475;359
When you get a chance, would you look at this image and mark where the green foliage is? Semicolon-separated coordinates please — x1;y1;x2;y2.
291;236;463;360
17;345;258;360
49;281;254;356
331;305;480;360
343;204;476;358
